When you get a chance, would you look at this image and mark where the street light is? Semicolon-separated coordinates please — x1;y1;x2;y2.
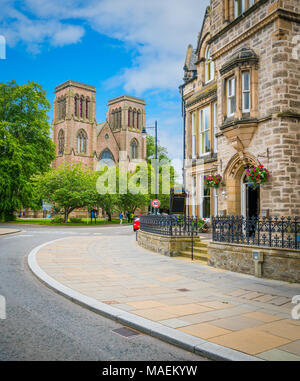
142;120;158;214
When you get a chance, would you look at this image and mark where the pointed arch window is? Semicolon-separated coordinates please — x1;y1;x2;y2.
77;129;87;153
58;129;65;155
205;46;214;83
80;97;84;118
57;99;61;120
57;98;66;121
100;149;114;161
133;109;136;128
128;108;132;127
99;149;115;167
116;109;120;128
86;98;90;119
74;96;79;117
130;139;138;159
62;98;66;119
137;110;141;129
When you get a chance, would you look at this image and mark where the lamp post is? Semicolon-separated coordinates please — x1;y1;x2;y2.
142;120;158;214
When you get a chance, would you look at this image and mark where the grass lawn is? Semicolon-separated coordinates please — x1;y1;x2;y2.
5;218;125;226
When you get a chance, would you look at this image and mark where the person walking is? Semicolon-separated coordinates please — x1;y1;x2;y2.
130;212;134;223
119;212;123;224
127;212;130;223
91;210;94;224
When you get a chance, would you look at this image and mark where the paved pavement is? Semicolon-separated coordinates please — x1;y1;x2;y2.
0;228;22;235
30;226;300;361
0;224;205;361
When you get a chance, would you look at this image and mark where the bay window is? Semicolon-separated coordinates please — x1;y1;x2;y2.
242;71;251;112
227;77;236;117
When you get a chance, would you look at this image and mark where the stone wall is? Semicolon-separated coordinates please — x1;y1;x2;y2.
208;241;300;282
138;230;196;257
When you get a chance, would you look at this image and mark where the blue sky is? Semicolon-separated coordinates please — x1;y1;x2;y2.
0;0;209;168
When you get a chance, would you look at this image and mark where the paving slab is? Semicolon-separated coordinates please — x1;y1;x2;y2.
28;232;300;361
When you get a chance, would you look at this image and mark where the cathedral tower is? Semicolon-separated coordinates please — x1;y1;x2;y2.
53;80;97;169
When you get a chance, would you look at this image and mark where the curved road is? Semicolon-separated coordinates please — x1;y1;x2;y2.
0;224;204;361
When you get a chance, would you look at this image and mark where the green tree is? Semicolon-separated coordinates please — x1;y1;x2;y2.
146;135;170;163
32;163;96;223
95;165;149;216
91;170;118;221
146;136;178;212
0;81;55;220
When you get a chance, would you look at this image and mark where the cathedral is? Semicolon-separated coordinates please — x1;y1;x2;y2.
52;80;147;170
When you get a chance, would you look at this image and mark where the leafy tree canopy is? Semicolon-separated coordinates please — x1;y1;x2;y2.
146;135;170;163
0;81;55;220
32;162;96;223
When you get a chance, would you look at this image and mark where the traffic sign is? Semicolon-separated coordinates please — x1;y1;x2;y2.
152;199;161;208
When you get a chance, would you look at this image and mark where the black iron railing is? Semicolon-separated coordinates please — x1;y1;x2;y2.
212;216;300;250
140;215;208;236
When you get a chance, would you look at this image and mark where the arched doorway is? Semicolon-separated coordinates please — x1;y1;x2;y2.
223;153;260;216
241;171;260;218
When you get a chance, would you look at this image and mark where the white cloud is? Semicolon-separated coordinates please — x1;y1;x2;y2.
0;1;84;52
0;0;209;92
52;25;85;47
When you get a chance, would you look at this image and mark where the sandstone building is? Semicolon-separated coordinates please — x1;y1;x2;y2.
52;80;147;171
181;0;300;219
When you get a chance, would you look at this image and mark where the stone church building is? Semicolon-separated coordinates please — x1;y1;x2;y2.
52;80;147;171
181;0;300;220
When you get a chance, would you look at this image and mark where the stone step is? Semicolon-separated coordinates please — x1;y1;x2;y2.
179;250;209;262
186;246;208;255
191;241;209;248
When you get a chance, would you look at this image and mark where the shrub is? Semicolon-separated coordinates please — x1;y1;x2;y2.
69;217;82;223
51;216;64;224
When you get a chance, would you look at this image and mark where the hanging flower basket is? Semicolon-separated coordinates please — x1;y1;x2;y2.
246;165;271;189
204;174;223;189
